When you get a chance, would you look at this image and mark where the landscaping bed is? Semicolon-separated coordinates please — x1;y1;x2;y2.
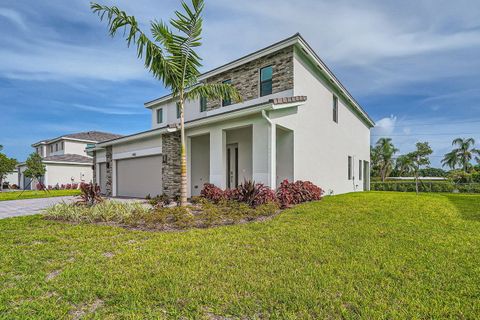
44;199;280;232
44;180;323;232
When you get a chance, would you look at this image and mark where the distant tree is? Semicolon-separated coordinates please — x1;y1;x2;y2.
394;154;414;177
418;167;447;177
0;145;3;151
0;153;17;191
442;138;479;172
407;142;433;194
24;153;46;189
441;150;458;170
371;138;399;181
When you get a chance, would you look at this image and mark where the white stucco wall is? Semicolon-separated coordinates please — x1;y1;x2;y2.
190;134;210;196
2;170;19;188
45;163;93;187
113;135;162;155
289;48;371;194
64;141;89;156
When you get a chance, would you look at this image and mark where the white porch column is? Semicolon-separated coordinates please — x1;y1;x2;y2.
209;128;226;189
252;122;270;186
269;124;277;189
112;160;117;197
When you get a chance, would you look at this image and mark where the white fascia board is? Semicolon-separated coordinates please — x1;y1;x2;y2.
97;128;168;148
42;161;92;166
112;147;162;160
96;156;107;163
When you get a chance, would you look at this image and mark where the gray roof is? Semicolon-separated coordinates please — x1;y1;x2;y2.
42;154;93;164
62;131;123;142
34;131;123;146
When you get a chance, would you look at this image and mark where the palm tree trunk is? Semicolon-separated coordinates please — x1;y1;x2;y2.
180;98;187;206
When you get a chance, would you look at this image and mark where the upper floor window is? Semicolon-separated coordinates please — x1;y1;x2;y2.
156;108;163;124
36;147;39;155
222;79;232;106
55;143;58;152
348;156;352;180
260;66;273;97
333;95;338;123
176;102;181;119
50;145;53;153
200;97;207;112
61;141;64;150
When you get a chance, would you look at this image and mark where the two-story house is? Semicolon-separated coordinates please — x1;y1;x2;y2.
92;34;374;198
18;131;122;190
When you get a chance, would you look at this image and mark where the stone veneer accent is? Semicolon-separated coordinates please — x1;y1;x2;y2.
205;46;294;111
161;132;181;199
105;146;113;197
92;151;97;185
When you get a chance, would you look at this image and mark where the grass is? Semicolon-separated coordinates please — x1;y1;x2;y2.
1;192;479;318
0;189;81;201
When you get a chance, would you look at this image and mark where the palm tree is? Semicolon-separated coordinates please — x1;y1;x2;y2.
91;0;241;206
372;138;399;181
441;150;458;170
395;154;414;177
442;138;479;172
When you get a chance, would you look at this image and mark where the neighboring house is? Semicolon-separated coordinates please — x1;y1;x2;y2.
2;169;18;189
92;34;374;198
18;131;122;190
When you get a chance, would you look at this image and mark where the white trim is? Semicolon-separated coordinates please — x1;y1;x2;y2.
42;161;92;166
112;147;162;161
96;156;107;163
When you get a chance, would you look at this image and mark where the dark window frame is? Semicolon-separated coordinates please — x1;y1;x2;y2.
158;108;163;123
200;97;207;112
333;95;338;123
55;143;58;152
359;159;362;180
348;156;352;180
260;65;273;97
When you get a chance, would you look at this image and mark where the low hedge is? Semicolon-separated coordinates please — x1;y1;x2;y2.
371;181;480;193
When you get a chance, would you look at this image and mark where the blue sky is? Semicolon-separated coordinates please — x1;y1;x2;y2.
1;0;479;167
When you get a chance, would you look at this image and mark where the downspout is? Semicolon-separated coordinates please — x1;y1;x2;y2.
262;110;276;188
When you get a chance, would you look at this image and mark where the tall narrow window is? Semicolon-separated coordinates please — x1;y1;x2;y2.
61;141;64;150
55;143;58;152
359;160;362;180
333;95;338;123
50;145;53;153
348;156;352;180
260;66;273;97
222;79;232;106
200;97;207;112
156;108;163;124
176;102;181;119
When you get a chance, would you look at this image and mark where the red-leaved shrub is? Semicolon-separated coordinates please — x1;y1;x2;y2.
235;180;277;207
276;180;324;208
200;183;225;203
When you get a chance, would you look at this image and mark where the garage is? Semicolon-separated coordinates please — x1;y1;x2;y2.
116;155;162;198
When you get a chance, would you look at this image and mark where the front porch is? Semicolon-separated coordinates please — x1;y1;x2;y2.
187;116;294;197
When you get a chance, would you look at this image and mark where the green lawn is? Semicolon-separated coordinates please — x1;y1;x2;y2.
0;189;81;201
1;192;479;318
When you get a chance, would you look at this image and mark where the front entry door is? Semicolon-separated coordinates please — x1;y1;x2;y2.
226;144;238;189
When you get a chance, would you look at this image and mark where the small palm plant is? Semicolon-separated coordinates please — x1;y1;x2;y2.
91;0;241;206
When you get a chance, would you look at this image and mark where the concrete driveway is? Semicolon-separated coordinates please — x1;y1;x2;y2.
0;196;75;219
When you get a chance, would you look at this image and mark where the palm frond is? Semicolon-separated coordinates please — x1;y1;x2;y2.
184;82;242;103
90;3;176;85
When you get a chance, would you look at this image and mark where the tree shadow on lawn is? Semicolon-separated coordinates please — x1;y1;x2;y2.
444;194;480;221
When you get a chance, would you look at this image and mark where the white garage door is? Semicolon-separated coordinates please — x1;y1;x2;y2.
116;155;162;198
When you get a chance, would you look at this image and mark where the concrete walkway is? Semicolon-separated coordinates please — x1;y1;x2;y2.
0;196;75;219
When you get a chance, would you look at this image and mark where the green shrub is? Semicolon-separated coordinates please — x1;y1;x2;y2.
370;181;468;193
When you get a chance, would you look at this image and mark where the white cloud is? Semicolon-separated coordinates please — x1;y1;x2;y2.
372;115;397;138
71;103;145;115
0;8;27;31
